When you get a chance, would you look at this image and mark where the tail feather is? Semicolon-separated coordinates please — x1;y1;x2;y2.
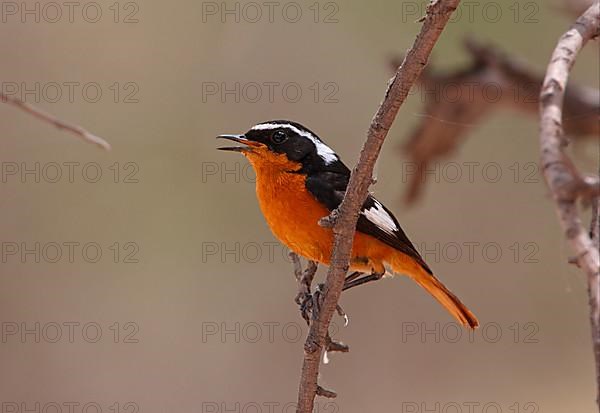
412;270;479;329
391;255;479;329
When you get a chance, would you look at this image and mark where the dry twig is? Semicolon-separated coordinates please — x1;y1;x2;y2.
295;1;462;411
1;92;111;150
395;37;598;205
538;3;600;407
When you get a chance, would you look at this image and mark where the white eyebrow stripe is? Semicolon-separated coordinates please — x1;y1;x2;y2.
250;123;338;165
361;199;397;235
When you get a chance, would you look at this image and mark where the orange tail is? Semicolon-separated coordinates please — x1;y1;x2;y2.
390;254;479;329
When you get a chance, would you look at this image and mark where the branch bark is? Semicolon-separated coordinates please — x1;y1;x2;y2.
539;3;600;408
1;92;111;150
295;1;462;411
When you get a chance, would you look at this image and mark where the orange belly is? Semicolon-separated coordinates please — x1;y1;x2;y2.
254;168;392;274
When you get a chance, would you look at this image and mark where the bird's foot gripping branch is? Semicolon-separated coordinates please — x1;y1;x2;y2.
290;252;349;356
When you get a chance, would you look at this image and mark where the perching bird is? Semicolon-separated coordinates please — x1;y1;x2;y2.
217;120;479;328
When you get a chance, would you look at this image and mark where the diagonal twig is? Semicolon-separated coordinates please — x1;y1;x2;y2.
1;92;111;151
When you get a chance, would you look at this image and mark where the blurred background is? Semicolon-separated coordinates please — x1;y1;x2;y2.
1;0;598;412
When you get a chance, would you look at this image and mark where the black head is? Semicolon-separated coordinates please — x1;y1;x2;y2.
218;120;346;173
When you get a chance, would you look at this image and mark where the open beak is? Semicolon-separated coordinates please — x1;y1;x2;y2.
216;134;260;152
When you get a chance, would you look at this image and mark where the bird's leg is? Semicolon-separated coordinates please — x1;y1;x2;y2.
289;253;350;356
342;270;385;291
289;254;350;362
290;251;304;284
289;253;319;324
344;271;364;284
295;261;318;306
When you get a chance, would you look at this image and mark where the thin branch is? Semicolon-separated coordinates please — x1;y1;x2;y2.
396;36;598;205
1;92;111;151
295;1;462;411
539;3;600;408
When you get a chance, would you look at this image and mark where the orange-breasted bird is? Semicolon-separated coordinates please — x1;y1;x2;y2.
217;120;479;329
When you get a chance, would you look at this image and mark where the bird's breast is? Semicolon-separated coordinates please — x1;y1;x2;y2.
254;171;333;263
250;163;396;272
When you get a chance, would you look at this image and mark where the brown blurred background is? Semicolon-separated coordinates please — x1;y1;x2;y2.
1;1;599;412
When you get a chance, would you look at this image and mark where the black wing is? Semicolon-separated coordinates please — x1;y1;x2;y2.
304;168;432;275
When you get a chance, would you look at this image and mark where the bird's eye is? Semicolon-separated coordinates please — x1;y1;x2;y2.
271;130;287;144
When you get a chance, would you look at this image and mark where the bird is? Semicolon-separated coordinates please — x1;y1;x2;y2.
217;120;479;329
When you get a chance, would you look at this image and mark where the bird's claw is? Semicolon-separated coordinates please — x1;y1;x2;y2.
295;282;311;306
298;292;314;324
297;283;348;326
295;283;325;324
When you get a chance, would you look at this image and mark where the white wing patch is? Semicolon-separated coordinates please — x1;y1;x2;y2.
250;122;338;165
361;199;398;235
